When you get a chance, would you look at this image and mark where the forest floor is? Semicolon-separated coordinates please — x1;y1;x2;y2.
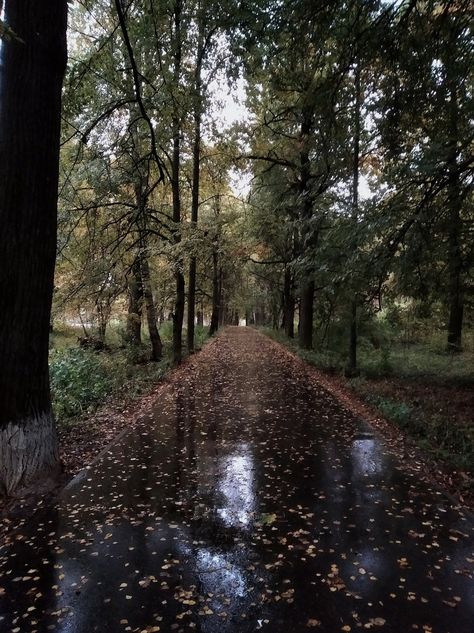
0;327;473;633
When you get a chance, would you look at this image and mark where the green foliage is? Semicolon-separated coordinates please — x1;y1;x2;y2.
50;344;172;424
50;348;112;419
194;325;208;350
367;396;412;427
49;319;211;425
159;321;174;342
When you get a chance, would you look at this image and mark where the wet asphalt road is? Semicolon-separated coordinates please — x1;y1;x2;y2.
0;327;473;633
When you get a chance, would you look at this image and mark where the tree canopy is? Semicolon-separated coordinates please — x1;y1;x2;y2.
0;0;472;496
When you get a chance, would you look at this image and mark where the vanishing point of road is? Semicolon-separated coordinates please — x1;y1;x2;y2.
0;328;473;632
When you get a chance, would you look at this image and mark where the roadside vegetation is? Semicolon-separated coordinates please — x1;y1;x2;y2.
263;310;474;482
49;322;208;427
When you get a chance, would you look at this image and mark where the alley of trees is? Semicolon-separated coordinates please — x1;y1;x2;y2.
0;0;473;498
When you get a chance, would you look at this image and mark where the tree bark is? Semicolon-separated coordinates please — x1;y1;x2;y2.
126;257;143;346
348;300;358;374
346;65;361;375
171;0;185;364
186;13;204;353
133;176;162;362
196;304;204;327
139;248;163;362
187;258;197;351
0;0;68;496
96;298;111;344
446;56;464;352
282;266;295;338
209;250;220;336
297;110;315;350
173;267;185;363
299;281;314;349
218;267;225;326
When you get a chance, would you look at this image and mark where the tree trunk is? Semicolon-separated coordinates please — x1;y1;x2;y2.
133;176;162;362
347;301;358;375
139;249;163;362
126;257;143;346
446;58;464;352
171;0;184;364
299;280;314;349
96;299;111;344
97;309;108;343
173;268;185;363
186;15;204;354
0;0;67;497
218;268;225;326
209;250;220;336
297;107;315;349
282;266;295;338
187;258;197;352
196;304;204;327
346;64;361;375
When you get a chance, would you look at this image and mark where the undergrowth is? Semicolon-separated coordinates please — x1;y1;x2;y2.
49;322;209;426
361;391;474;472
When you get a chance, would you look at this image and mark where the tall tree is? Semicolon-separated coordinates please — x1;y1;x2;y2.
170;0;186;364
0;0;68;496
346;64;362;375
187;4;206;353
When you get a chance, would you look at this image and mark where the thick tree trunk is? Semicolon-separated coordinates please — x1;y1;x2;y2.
0;416;59;498
209;251;220;336
0;0;67;496
126;258;143;346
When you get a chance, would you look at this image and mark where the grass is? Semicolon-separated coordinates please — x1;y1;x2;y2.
371;337;474;385
263;327;474;384
49;320;209;427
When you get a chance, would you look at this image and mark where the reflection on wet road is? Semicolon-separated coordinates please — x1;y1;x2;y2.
1;328;473;632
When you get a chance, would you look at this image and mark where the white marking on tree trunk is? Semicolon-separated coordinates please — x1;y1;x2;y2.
0;413;59;497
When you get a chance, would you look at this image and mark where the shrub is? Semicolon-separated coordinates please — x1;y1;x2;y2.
371;397;412;427
50;348;112;420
